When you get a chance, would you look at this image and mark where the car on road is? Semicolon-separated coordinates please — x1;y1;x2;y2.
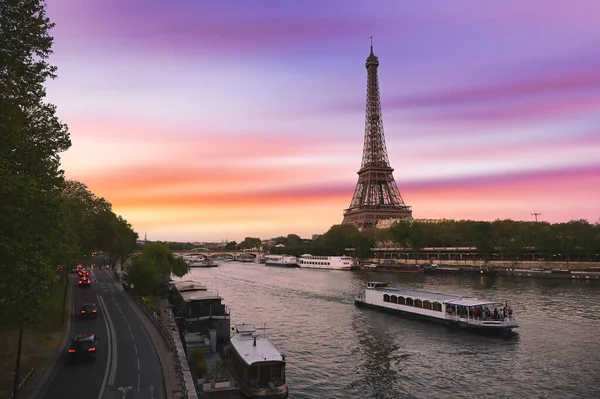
78;278;91;287
79;303;98;318
67;333;99;363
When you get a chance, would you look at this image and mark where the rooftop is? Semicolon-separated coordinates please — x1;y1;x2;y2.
229;324;285;366
180;290;222;303
173;280;206;292
371;283;506;307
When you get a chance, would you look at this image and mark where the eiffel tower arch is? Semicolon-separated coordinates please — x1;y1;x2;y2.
342;40;413;230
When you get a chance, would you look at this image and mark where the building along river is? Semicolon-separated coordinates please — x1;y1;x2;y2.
179;261;600;399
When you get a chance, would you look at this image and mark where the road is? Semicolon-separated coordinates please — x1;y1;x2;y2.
38;267;165;399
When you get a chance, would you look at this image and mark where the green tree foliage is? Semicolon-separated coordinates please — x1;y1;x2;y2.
321;224;359;255
127;256;161;297
60;180;137;265
126;243;189;295
238;237;261;249
224;241;237;250
0;0;71;327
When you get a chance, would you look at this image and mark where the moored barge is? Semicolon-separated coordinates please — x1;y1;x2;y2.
355;282;518;335
226;324;288;398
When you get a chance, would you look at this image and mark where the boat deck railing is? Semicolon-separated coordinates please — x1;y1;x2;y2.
446;314;518;328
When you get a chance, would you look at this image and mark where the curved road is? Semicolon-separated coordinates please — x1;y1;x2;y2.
38;268;165;399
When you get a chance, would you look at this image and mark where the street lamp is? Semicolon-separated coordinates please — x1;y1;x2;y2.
531;213;541;222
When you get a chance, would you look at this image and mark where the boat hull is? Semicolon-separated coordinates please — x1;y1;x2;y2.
354;299;517;336
237;384;289;399
423;267;496;275
264;262;298;268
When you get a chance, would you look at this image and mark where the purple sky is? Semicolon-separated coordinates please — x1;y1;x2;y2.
44;0;600;241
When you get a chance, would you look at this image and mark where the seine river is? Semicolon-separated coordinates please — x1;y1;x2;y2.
182;262;600;399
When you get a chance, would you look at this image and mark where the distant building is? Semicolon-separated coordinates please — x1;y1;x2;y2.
376;218;453;229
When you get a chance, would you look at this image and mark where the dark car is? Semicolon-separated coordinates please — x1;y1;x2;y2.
78;278;91;287
79;303;98;318
67;333;99;363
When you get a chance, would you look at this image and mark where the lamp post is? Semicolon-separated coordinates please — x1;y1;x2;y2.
531;213;541;222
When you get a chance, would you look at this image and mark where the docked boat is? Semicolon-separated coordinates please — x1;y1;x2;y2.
355;282;518;334
182;254;218;268
297;254;354;270
422;264;496;275
168;279;230;343
264;255;298;268
226;324;288;398
255;254;266;264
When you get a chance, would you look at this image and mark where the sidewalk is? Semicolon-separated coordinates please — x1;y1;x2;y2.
107;268;184;399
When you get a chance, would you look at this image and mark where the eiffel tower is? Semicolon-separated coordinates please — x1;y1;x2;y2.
342;40;413;230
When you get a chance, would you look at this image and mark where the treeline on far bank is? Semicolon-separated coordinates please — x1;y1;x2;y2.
158;219;600;262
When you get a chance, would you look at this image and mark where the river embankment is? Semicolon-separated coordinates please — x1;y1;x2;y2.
368;258;600;271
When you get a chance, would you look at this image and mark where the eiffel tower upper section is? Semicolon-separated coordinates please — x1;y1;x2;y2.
342;41;413;230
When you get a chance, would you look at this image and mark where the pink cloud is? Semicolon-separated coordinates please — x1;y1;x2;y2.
389;70;600;109
424;98;600;125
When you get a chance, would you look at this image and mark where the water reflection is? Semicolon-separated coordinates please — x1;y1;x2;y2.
182;263;600;399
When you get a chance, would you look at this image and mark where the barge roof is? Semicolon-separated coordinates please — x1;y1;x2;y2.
180;290;221;302
230;324;285;366
372;283;504;307
172;280;206;292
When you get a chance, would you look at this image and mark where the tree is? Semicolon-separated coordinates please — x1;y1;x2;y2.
0;0;72;325
0;1;71;396
238;237;261;249
127;256;161;297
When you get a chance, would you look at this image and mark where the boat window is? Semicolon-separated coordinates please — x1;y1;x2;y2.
406;297;414;306
248;365;258;382
383;294;390;302
397;296;406;305
414;299;422;308
423;300;431;310
391;295;397;304
432;302;442;311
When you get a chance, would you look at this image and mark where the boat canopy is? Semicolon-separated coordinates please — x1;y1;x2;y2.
445;299;504;307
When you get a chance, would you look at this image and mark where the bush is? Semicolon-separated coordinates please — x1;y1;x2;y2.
189;348;207;379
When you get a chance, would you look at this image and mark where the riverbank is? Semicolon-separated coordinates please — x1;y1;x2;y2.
367;259;600;271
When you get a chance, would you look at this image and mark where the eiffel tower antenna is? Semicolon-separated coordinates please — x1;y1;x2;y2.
342;40;413;230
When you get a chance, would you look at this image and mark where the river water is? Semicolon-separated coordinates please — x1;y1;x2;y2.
181;262;600;399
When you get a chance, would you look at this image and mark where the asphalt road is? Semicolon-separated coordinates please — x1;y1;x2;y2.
38;267;165;399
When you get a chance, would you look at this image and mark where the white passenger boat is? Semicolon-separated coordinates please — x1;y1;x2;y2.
226;324;288;398
355;282;518;334
264;255;298;268
182;254;218;268
297;254;353;270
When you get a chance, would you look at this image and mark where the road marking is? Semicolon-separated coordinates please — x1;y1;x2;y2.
97;295;112;399
149;384;155;399
105;297;119;386
133;343;138;354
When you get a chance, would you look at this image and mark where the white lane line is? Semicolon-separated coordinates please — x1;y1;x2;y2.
134;343;138;354
97;295;112;399
105;297;119;386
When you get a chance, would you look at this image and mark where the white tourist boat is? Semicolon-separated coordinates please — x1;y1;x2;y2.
226;324;288;398
182;254;218;268
264;255;298;268
355;282;518;334
297;254;354;270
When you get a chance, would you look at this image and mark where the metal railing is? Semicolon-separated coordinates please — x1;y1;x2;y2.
7;366;36;399
129;292;190;398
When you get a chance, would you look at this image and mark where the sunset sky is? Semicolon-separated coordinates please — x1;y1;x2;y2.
45;0;600;242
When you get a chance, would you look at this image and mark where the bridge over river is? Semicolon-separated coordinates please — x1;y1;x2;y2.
173;250;261;259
